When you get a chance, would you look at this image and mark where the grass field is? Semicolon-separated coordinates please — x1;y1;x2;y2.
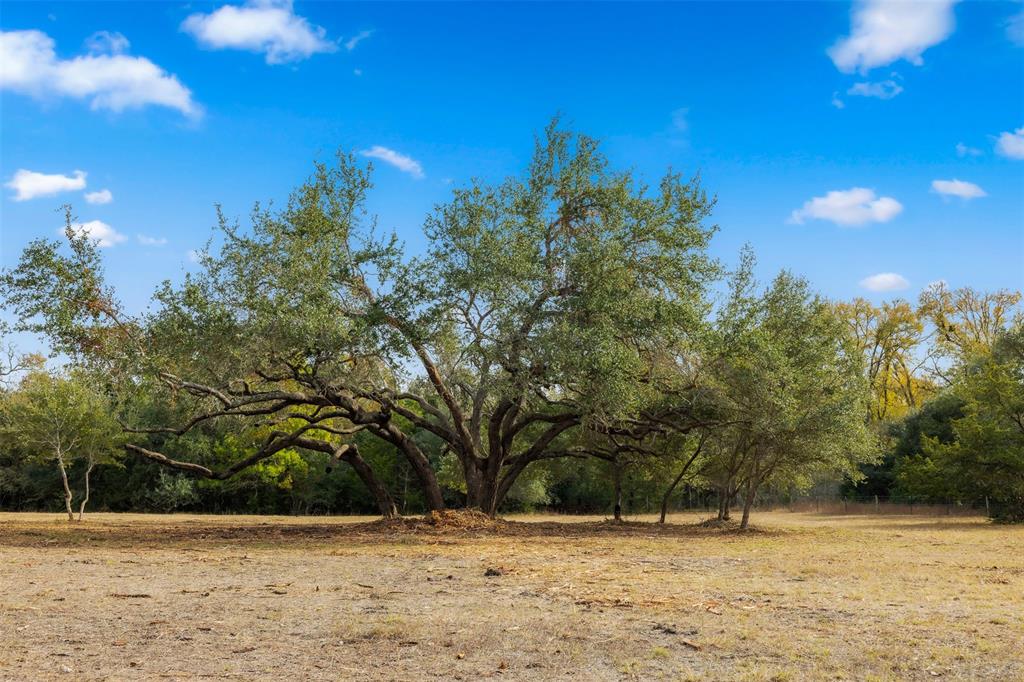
1;510;1021;681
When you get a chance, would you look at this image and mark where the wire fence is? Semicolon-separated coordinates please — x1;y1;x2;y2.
661;495;989;518
768;497;985;517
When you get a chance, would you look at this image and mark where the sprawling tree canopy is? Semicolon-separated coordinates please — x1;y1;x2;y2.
2;123;721;516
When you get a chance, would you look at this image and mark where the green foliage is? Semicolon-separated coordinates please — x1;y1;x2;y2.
2;122;1017;523
145;470;199;512
702;256;875;518
0;370;123;467
897;324;1024;522
844;393;964;498
0;369;124;516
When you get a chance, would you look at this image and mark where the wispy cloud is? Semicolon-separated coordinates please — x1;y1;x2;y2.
955;142;982;157
85;188;113;204
345;30;373;51
359;145;424;179
138;234;168;246
789;188;902;227
860;272;909;292
931;179;986;199
84;31;130;55
1007;8;1024;46
847;79;903;100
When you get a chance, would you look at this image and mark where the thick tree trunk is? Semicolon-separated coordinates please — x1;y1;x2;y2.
479;456;502;516
77;460;95;521
463;457;496;512
488;457;529;518
464;463;483;509
56;452;74;522
342;448;398;519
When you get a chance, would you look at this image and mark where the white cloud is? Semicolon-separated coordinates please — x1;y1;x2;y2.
63;220;126;248
5;168;86;201
359;145;424;179
931;178;986;199
187;249;202;263
353;68;363;76
0;29;200;117
955;142;982;157
84;188;113;204
182;0;336;65
138;234;168;246
995;126;1024;159
860;272;910;292
846;79;903;100
789;187;903;226
829;0;957;73
345;30;373;51
831;92;846;109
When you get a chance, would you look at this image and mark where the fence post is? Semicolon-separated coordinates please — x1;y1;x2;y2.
874;495;878;512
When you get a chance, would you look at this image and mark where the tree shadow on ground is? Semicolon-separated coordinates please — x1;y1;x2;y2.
0;510;790;549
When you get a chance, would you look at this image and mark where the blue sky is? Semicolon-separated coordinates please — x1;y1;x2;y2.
2;1;1023;335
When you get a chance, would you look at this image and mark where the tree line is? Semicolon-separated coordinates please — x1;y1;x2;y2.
2;123;1021;523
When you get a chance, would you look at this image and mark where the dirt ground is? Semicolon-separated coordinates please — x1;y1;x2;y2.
1;510;1021;681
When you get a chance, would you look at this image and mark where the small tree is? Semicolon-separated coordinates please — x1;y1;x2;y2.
0;371;122;521
703;257;874;528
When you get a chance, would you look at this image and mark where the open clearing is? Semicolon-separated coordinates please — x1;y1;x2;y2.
1;511;1021;681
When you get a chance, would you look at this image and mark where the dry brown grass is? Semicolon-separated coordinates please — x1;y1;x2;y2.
1;510;1021;681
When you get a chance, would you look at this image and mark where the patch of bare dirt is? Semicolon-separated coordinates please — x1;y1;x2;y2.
1;512;1020;681
0;512;788;550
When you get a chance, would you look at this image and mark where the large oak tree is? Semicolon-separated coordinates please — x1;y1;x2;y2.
2;122;719;516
